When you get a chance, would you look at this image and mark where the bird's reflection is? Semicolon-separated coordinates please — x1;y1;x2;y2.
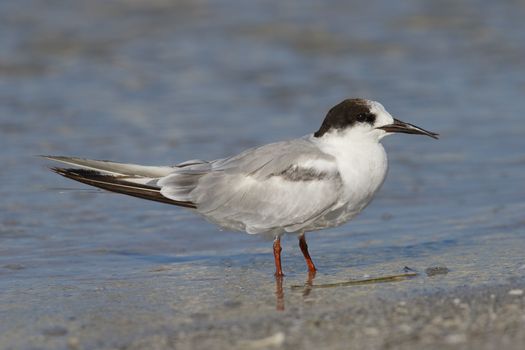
275;270;418;310
275;271;316;311
275;275;285;311
302;270;316;298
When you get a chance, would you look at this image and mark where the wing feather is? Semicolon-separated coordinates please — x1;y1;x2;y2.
159;137;342;234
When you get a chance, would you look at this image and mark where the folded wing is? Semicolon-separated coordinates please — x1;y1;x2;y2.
159;138;343;234
44;156;197;208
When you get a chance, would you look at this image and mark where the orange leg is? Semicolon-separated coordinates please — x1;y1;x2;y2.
273;236;284;277
298;233;317;274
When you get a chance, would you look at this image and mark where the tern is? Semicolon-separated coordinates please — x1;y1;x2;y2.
45;98;438;277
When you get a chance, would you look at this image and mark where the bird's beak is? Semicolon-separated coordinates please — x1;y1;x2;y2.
377;118;439;139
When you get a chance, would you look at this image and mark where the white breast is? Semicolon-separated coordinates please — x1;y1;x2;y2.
309;131;388;228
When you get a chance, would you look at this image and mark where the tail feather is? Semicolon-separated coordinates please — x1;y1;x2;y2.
51;167;197;209
42;156;174;177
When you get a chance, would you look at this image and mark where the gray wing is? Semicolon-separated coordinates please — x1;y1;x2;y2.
158;137;343;234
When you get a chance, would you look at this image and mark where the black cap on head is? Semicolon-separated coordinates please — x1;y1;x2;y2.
314;99;376;138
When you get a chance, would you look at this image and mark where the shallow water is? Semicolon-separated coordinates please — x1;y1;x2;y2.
1;0;525;348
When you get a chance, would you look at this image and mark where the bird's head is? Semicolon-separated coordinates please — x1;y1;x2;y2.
314;99;438;141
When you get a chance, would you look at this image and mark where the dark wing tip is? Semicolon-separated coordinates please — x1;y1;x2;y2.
50;166;67;175
49;167;198;209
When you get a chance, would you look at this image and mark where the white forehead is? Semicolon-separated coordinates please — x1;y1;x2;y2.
368;100;394;125
367;100;387;115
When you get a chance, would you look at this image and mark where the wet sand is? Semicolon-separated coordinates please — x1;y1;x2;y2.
2;270;525;349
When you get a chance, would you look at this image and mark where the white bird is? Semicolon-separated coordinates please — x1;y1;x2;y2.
45;98;438;277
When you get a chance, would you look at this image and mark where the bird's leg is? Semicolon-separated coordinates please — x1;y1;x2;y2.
298;232;317;274
273;236;284;277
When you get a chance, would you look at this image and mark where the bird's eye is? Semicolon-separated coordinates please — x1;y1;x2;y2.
356;113;374;123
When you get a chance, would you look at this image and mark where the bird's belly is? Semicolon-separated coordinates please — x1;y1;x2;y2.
305;192;376;231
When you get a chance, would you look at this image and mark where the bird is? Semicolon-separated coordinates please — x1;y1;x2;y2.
44;98;438;277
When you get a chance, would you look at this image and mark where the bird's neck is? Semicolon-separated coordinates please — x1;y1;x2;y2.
311;130;385;162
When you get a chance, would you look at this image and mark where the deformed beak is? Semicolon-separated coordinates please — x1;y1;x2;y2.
378;118;439;139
